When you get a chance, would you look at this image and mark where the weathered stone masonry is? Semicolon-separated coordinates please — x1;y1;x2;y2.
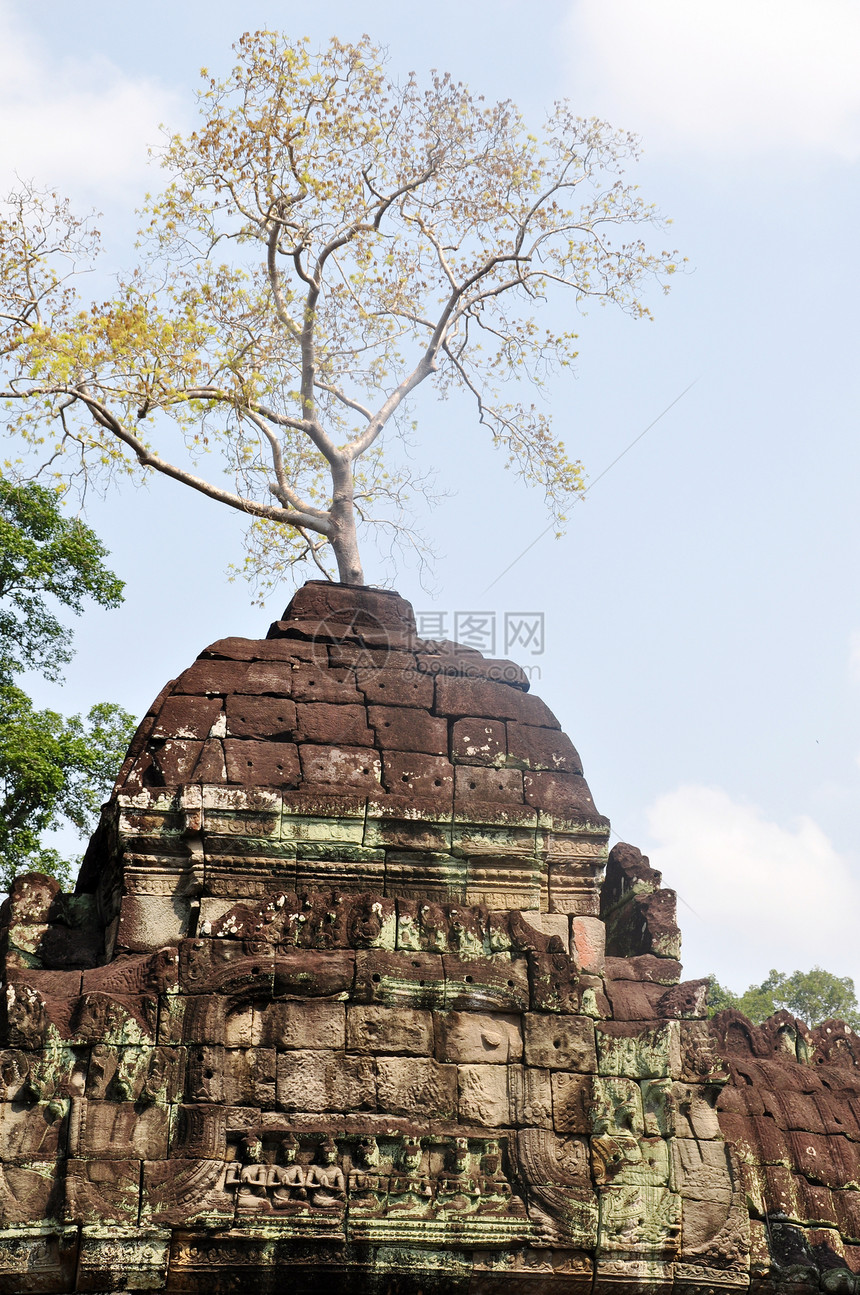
2;582;860;1292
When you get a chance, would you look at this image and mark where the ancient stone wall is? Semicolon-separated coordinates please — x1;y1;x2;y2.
1;583;859;1293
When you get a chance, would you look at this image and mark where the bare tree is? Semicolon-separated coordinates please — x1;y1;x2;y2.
0;33;679;591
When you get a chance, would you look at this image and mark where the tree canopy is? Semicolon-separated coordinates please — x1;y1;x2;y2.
0;478;135;888
0;475;124;683
708;967;860;1031
0;33;678;594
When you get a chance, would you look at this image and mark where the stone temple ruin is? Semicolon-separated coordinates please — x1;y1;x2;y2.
3;581;860;1292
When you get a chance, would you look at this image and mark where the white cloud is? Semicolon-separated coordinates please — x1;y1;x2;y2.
645;784;860;988
564;0;860;159
0;4;184;201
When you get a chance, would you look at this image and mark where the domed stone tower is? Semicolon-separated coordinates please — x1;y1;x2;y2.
80;581;609;957
3;583;860;1293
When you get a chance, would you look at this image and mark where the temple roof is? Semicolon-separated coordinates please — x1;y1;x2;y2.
111;581;601;825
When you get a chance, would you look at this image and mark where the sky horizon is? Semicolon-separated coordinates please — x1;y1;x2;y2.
2;0;859;994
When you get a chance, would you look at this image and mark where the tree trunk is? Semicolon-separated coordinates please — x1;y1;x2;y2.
329;461;364;585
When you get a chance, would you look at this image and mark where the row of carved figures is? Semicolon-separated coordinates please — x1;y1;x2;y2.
222;1132;526;1217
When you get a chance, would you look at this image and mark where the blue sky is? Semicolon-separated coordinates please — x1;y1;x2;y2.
3;0;859;990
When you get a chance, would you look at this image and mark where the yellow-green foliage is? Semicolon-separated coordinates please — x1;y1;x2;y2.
0;33;679;589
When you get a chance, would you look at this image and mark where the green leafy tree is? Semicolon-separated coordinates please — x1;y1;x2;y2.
0;33;678;594
708;967;860;1030
0;478;136;889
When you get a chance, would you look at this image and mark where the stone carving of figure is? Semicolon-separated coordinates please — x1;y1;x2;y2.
0;1050;29;1102
388;1135;432;1212
437;1137;479;1212
140;1049;169;1104
478;1138;512;1204
448;905;487;958
234;1134;271;1214
5;985;47;1049
268;1134;307;1208
305;1136;345;1208
348;1135;387;1212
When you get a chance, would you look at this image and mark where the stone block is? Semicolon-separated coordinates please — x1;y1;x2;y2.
274;950;355;998
150;738;203;784
353;949;446;1009
173;658;254;695
604;978;668;1021
346;1004;434;1055
0;1101;66;1161
195;738;227;781
0;1162;64;1227
458;1063;510;1126
385;849;468;902
329;643;415;670
523;771;600;819
596;1021;681;1079
245;659;296;693
66;1160;142;1226
604;888;681;961
356;666;433;707
603;955;682;985
222;1046;276;1108
298;744;382;790
376;1056;457;1119
380;752;455;802
151;695;223;741
225;696;297;739
224;739;301;786
368;705;448;754
510;910;569;949
510;1066;554;1126
276;1050;376;1112
454;765;524;804
443;952;530;1012
552;1071;594;1134
116;894;189;953
179;938;275;996
524;1014;597;1071
435;1011;523;1064
295;702;374;746
290;664;362;703
572;916;606;975
0;1225;80;1289
295;848;385;893
451;717;506;765
259;999;345;1050
76;1226;171;1293
435;676;560;727
363;810;452;852
465;857;541;913
506;722;583;773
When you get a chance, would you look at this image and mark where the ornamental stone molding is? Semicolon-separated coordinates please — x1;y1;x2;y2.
0;582;859;1292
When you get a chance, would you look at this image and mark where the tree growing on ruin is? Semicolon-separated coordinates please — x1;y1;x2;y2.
0;33;678;592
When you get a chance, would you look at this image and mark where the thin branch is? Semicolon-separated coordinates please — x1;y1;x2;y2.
4;384;333;535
